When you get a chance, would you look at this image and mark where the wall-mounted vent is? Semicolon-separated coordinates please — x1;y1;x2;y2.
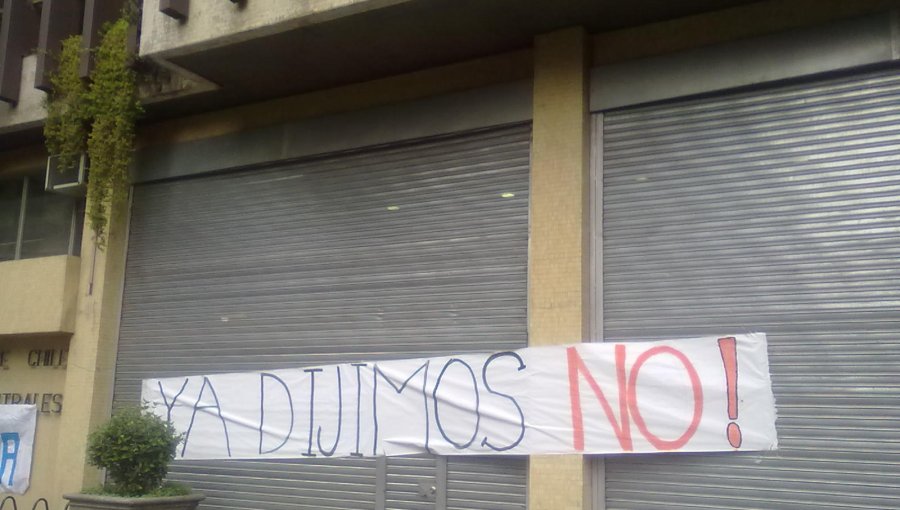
45;153;87;196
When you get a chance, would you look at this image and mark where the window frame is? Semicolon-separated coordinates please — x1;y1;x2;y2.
2;173;83;261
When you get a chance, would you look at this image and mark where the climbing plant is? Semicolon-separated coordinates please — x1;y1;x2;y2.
86;17;142;243
44;15;141;246
43;34;90;173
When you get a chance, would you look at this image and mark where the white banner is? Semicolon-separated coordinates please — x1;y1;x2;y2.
0;405;36;494
143;333;777;459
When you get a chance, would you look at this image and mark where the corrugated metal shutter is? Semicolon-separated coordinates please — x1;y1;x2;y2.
599;68;900;509
446;457;526;510
114;124;530;510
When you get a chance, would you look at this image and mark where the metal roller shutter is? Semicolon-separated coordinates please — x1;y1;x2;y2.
114;124;530;510
446;457;526;510
600;68;900;509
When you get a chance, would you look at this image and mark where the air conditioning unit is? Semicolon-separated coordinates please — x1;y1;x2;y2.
45;153;88;197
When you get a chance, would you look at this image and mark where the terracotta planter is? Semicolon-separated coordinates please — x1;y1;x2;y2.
63;493;205;510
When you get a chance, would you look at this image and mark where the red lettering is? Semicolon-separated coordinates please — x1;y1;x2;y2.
626;346;703;451
567;346;632;452
718;336;743;448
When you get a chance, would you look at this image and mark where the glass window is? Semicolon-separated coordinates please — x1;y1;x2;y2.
0;174;84;261
0;180;22;261
21;176;80;258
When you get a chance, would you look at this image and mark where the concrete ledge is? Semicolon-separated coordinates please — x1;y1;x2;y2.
140;0;410;58
64;493;205;510
0;55;48;134
0;255;81;336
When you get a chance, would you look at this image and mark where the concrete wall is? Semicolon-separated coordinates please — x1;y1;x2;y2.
592;0;898;66
0;334;68;510
137;48;532;148
0;55;47;134
0;255;80;336
140;0;411;58
528;27;591;510
54;194;130;506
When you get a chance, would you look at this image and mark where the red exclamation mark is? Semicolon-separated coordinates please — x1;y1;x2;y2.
717;337;742;448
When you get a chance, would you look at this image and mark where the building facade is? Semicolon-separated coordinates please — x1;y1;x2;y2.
1;0;899;509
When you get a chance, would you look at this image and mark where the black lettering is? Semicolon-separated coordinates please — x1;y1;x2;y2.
23;393;36;405
182;377;231;457
158;379;190;423
28;351;40;367
40;393;52;412
351;363;367;457
372;362;430;456
52;394;63;413
433;359;480;450
10;394;21;405
259;373;294;454
303;368;323;457
317;366;342;457
480;352;527;451
0;351;8;368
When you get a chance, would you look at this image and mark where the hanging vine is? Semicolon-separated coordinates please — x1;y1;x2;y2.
44;15;141;247
86;17;142;244
43;34;90;172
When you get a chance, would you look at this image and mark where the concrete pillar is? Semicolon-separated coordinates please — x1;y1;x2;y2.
54;194;130;503
528;27;592;510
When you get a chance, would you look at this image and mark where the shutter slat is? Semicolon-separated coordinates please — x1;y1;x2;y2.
601;69;900;510
115;125;531;510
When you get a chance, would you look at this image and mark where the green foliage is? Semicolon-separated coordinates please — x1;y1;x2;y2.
86;406;182;497
43;35;90;172
44;14;141;246
82;482;192;498
146;482;193;497
86;17;142;244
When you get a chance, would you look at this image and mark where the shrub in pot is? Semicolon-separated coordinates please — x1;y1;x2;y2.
64;406;204;510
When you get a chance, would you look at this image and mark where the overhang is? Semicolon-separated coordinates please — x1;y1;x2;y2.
144;0;760;116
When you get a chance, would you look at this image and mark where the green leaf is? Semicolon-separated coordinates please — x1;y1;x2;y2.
86;405;182;496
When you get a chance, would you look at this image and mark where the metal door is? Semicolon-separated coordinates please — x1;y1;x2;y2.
598;68;900;509
115;124;530;510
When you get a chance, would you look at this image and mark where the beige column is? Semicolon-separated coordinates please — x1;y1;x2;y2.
54;195;130;502
528;27;592;510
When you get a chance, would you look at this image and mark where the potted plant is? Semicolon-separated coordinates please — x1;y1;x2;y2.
63;406;204;510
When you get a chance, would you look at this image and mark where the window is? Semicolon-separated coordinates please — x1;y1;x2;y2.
0;179;21;260
0;173;84;262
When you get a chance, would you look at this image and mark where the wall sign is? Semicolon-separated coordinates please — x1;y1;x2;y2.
26;349;67;368
143;333;777;459
0;405;36;494
0;394;62;413
0;348;65;414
